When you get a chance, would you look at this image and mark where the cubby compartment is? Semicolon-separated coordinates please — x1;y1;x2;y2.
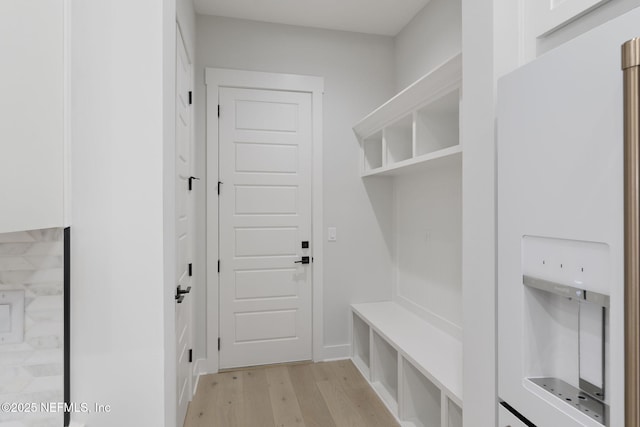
352;313;371;378
401;359;441;427
447;399;463;427
363;131;383;171
415;89;460;157
372;331;399;412
384;115;413;164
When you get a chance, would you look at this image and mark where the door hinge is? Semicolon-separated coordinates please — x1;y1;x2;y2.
188;263;192;277
217;260;220;273
218;338;221;351
218;105;220;118
188;176;200;191
188;349;193;363
188;91;192;105
217;181;223;195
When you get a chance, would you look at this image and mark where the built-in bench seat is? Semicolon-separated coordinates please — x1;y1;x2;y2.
351;301;463;427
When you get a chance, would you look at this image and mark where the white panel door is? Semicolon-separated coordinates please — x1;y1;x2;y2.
219;87;312;369
175;28;193;427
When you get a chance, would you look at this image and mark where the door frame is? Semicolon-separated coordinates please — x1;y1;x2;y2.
204;68;324;373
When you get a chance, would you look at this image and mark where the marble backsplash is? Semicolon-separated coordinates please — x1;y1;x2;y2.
0;228;64;427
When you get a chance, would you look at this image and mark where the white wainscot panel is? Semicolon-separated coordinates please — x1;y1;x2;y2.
235;310;297;342
235;142;298;173
235;100;298;132
235;186;298;215
235;227;297;257
235;268;298;299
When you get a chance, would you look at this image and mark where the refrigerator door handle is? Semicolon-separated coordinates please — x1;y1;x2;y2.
622;36;640;427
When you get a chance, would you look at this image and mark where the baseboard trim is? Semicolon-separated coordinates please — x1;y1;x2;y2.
321;344;350;361
194;357;217;376
193;343;351;378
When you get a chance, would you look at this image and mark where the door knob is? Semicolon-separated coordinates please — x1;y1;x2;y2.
294;256;310;265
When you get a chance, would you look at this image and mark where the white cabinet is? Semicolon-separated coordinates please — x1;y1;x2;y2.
0;0;68;233
529;0;611;37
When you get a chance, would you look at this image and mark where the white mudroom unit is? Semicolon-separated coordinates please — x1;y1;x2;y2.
350;53;463;427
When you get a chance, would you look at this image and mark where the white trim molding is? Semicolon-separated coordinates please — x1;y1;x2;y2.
530;0;611;37
204;68;325;373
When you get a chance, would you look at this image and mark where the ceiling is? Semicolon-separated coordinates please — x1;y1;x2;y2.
193;0;431;36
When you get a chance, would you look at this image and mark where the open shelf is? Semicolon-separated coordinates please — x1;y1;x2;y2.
363;131;383;171
361;144;461;177
385;115;413;165
352;312;371;379
447;399;463;427
354;53;461;178
372;331;399;413
416;89;460;157
402;358;441;427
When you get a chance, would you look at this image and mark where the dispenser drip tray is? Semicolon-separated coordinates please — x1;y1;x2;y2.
529;377;609;426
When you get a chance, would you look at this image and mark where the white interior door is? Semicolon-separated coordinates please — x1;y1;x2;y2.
219;87;313;369
175;28;193;427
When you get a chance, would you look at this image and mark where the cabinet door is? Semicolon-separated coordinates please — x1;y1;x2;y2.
530;0;611;37
0;1;65;233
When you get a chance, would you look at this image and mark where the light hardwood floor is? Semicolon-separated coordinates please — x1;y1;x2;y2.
184;359;400;427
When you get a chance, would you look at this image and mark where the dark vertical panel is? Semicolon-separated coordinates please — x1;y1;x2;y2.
64;227;70;427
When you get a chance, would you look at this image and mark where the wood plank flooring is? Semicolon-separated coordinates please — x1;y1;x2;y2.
184;360;399;427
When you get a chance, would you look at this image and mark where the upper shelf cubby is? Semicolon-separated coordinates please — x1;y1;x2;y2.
354;53;462;178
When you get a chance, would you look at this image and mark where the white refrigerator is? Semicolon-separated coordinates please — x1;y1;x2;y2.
497;6;640;427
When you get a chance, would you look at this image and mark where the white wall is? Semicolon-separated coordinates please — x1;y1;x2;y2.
394;0;462;91
394;163;463;336
70;1;176;426
195;15;396;357
461;2;498;426
177;0;196;59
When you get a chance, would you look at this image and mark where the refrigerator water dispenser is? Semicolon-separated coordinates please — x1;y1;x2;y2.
522;236;610;425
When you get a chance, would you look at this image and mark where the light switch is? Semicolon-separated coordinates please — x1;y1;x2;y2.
0;305;10;333
328;227;337;242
